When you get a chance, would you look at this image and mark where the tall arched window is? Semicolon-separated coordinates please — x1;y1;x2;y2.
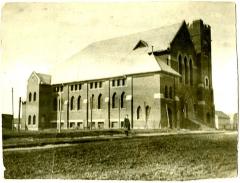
137;106;142;120
98;94;102;109
189;59;193;85
29;92;32;102
91;94;95;109
33;115;36;125
70;96;74;110
112;93;116;108
28;115;31;125
205;77;209;88
145;105;151;121
164;86;168;98
184;57;188;84
121;92;125;108
178;55;183;82
169;87;173;99
33;92;36;101
53;98;57;111
77;96;81;110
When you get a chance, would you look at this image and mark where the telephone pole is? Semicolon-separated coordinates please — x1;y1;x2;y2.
18;97;21;132
12;88;14;131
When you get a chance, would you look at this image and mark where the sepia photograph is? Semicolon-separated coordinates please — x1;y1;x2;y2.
0;0;238;180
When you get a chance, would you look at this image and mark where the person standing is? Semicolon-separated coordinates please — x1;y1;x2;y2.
124;114;130;136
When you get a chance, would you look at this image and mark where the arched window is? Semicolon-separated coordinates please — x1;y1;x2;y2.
145;105;151;121
28;115;31;125
29;92;32;102
33;92;36;101
91;94;95;109
77;96;81;110
184;57;188;84
169;87;173;99
121;92;125;108
33;115;36;125
112;93;116;108
164;86;168;98
205;77;209;88
98;94;102;109
70;96;74;110
137;106;142;119
189;59;193;85
53;98;57;111
178;55;183;82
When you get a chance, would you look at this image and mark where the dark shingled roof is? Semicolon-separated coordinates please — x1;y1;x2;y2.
51;21;184;84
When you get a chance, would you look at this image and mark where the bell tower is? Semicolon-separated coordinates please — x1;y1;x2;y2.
188;19;215;127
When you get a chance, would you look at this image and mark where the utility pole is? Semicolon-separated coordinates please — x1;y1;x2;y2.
18;97;21;132
12;88;14;131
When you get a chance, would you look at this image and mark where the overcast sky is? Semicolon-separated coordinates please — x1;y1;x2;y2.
0;1;237;116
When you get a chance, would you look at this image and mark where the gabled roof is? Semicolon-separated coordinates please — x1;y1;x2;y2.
51;21;185;84
31;72;51;85
215;111;230;119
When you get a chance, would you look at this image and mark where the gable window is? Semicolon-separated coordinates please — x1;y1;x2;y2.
112;93;117;108
77;96;81;110
98;94;103;109
117;79;120;86
169;87;173;99
137;106;142;120
28;115;31;125
70;96;74;110
164;86;168;98
29;92;32;102
122;79;125;86
33;92;36;101
121;92;125;108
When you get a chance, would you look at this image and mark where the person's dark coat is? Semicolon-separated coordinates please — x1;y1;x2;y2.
124;117;130;130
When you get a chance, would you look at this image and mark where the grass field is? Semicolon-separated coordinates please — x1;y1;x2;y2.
3;133;238;180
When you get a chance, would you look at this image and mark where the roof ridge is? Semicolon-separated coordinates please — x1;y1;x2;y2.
91;21;185;45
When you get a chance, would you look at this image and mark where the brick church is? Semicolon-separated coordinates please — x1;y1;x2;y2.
21;19;215;131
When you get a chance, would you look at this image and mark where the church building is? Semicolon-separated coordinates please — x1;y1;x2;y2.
21;19;215;131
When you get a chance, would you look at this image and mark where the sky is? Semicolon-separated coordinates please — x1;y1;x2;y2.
0;1;238;117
